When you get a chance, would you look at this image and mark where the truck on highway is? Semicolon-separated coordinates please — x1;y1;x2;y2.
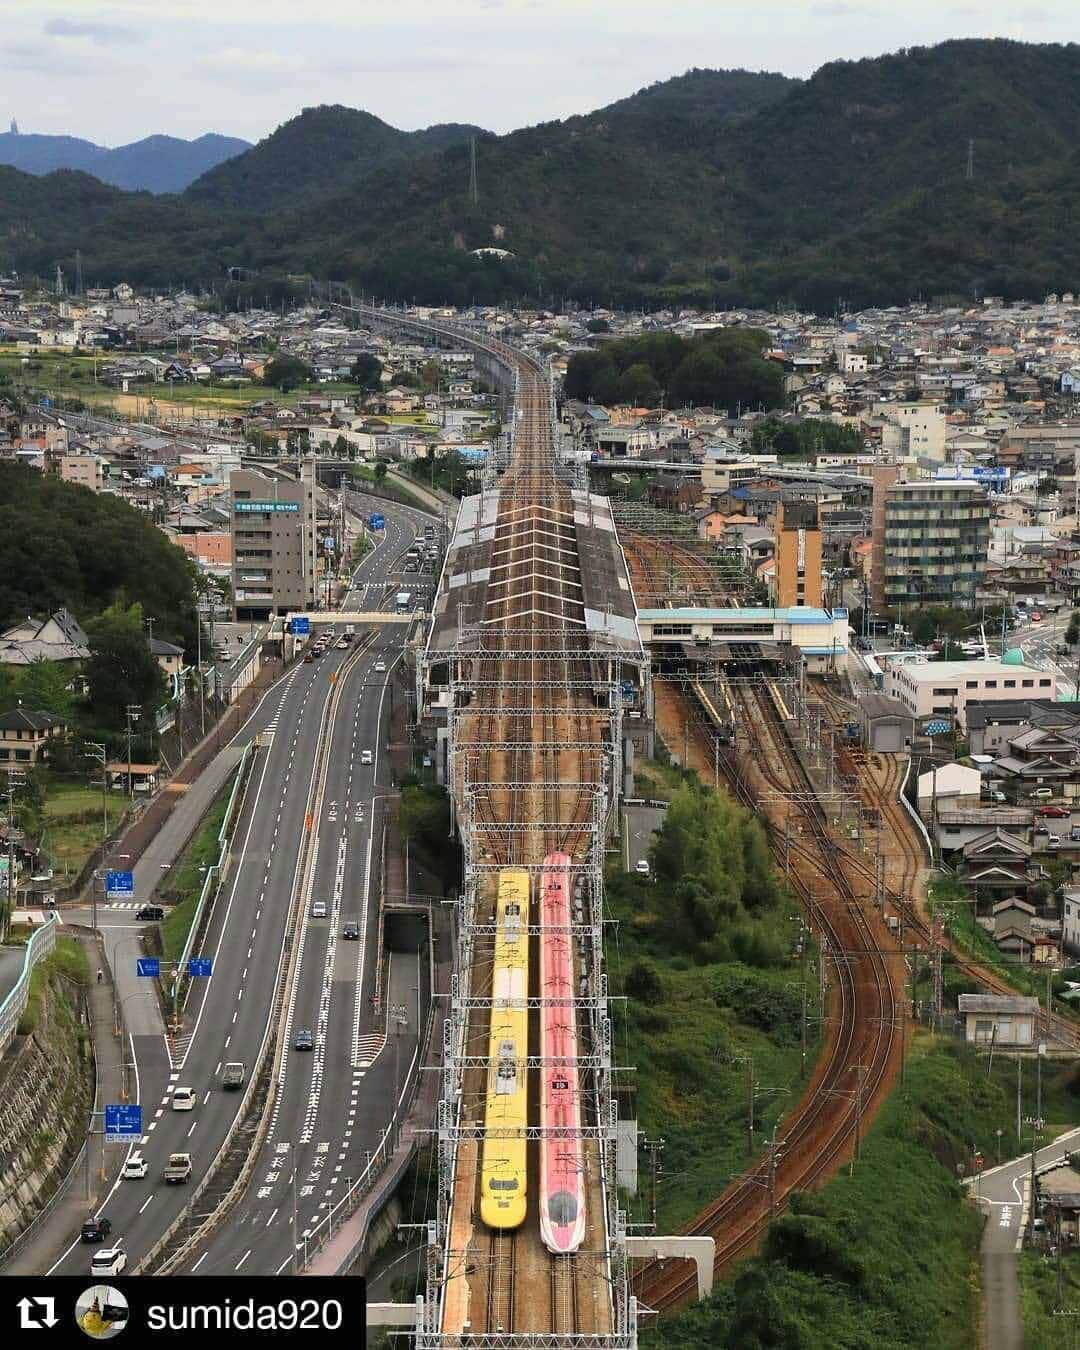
221;1062;245;1090
162;1152;192;1184
395;591;413;612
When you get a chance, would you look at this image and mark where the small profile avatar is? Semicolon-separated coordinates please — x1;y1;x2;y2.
75;1286;129;1340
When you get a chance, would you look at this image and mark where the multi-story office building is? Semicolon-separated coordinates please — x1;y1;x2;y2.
881;478;990;611
229;463;316;621
774;500;822;608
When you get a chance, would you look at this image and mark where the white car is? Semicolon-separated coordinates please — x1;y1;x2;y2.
121;1153;148;1180
311;899;328;919
361;749;373;765
90;1245;127;1277
374;660;386;673
635;859;651;876
171;1087;196;1111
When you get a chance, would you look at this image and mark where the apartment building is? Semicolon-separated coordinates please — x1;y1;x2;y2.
59;451;104;492
872;400;946;461
229;463;317;621
881;478;991;611
774;500;822;608
884;659;1056;731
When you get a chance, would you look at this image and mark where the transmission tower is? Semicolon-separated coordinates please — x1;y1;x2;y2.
54;264;64;297
468;135;478;205
965;138;974;181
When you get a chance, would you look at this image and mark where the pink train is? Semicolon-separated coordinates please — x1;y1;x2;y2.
538;851;586;1254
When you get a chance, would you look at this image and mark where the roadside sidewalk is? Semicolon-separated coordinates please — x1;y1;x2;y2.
5;934;126;1275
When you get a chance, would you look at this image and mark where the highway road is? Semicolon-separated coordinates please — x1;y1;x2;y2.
46;495;436;1278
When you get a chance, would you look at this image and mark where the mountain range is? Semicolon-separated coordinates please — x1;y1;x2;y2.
3;41;1080;311
0;130;250;193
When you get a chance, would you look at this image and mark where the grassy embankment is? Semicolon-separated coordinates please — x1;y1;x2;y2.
643;1025;1080;1348
157;773;237;964
16;937;90;1035
610;755;818;1233
1021;1249;1080;1349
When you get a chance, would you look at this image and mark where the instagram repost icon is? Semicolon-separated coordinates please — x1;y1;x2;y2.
76;1286;129;1340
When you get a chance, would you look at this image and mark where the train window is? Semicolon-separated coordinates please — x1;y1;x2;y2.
490;1179;519;1191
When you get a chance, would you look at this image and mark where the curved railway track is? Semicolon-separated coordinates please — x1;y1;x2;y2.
636;672;901;1311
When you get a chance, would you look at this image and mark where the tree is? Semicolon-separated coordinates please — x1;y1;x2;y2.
84;603;165;728
585;318;610;333
619;362;661;407
264;355;311;392
350;353;383;391
420;360;442;392
373;462;387;483
1067;611;1080;647
14;659;73;718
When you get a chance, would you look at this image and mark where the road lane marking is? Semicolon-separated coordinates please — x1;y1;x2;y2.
191;1253;208;1272
236;1249;251;1270
139;1196;153;1213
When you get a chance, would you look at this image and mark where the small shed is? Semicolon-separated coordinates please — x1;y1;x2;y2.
857;692;912;753
957;993;1040;1045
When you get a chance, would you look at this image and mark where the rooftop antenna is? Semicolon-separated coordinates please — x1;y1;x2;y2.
965;138;974;181
469;135;479;206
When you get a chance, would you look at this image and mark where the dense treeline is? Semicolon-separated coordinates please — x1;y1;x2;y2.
5;43;1080;308
749;417;864;456
0;462;198;655
642;779;783;963
564;329;783;412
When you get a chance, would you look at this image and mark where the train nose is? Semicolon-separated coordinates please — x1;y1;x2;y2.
549;1190;578;1226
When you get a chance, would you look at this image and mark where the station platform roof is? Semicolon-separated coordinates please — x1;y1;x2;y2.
423;488;644;661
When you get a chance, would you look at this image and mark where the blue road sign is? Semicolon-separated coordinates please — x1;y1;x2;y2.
105;1104;142;1143
106;870;134;896
369;513;385;530
290;616;311;636
136;957;160;978
187;957;213;978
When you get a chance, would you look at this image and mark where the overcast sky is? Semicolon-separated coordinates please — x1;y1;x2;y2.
2;1;1077;145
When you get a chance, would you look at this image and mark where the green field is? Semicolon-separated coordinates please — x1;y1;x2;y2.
41;780;126;881
0;347;376;420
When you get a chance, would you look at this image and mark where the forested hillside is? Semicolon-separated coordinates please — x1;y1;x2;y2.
184;106;484;210
4;42;1080;308
0;463;197;654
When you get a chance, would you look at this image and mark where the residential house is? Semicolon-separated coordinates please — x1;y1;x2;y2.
991;896;1037;963
0;608;89;667
0;709;66;765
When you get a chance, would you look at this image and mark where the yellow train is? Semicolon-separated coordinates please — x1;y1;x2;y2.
479;869;530;1229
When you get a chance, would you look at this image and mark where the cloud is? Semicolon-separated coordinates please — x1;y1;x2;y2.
44;17;141;45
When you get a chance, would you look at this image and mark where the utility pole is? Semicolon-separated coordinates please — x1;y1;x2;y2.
642;1135;664;1230
124;705;141;799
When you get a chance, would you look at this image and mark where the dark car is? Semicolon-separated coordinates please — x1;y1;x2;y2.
342;922;360;940
294;1030;314;1051
81;1216;112;1243
135;904;165;921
